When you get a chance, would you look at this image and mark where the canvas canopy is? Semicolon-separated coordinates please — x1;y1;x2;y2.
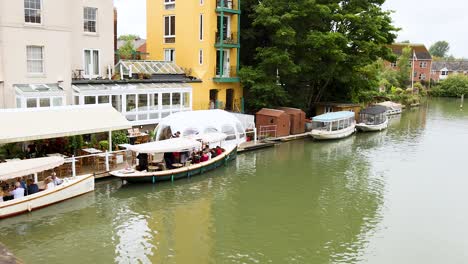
360;105;387;115
0;157;64;181
312;111;355;122
0;105;131;144
127;138;202;154
192;132;227;143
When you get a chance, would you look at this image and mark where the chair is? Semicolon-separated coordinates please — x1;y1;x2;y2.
134;127;140;135
127;128;134;136
95;156;107;171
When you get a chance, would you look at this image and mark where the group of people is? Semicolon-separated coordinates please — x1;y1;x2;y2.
0;172;63;202
190;145;225;164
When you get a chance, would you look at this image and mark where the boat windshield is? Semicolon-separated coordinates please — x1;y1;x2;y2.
313;117;354;131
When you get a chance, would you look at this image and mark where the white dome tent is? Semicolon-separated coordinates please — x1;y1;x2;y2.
154;110;247;146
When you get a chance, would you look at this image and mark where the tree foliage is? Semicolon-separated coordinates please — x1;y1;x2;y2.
396;46;412;87
429;41;450;58
433;74;468;97
239;0;398;113
118;34;140;41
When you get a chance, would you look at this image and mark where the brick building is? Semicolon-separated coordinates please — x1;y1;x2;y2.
386;43;433;83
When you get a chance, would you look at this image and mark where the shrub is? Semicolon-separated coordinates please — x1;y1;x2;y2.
99;140;109;150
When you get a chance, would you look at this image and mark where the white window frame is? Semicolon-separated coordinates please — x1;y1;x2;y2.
24;0;42;24
419;61;427;68
419;73;426;80
441;71;448;76
164;48;175;62
390;62;397;68
83;49;101;78
199;49;203;65
83;7;98;33
26;45;44;75
164;0;175;10
164;15;176;43
17;96;65;109
199;14;204;41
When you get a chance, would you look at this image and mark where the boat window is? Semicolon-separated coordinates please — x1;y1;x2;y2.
158;125;173;140
204;127;218;133
221;125;236;140
235;123;245;138
183;128;199;136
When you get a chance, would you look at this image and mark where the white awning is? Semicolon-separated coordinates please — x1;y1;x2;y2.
192;132;227;143
128;138;202;154
0;157;64;180
0;104;131;144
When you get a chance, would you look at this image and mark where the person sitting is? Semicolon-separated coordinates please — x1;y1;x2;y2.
51;172;63;186
44;178;55;190
206;149;212;160
27;179;39;195
200;151;209;162
10;182;25;200
216;146;223;156
210;149;218;158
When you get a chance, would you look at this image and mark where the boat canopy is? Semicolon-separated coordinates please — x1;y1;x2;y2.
377;101;402;109
127;138;202;154
360;105;387;115
312;111;355;122
192;132;227;144
0;157;64;181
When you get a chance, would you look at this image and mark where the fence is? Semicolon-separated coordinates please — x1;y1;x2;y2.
258;125;277;139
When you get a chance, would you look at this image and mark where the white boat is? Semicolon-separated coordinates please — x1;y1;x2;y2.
111;135;237;183
356;105;389;132
310;111;356;140
0;157;94;219
377;101;402;115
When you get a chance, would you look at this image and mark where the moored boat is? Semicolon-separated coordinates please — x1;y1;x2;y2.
377;101;402;115
0;157;94;219
110;135;237;183
309;111;356;140
356;105;389;132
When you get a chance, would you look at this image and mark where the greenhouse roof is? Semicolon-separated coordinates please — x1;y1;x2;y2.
116;60;185;75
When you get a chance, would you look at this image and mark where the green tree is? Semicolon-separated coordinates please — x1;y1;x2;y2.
429;41;450;58
118;34;140;59
240;0;398;113
438;74;468;97
396;46;412;87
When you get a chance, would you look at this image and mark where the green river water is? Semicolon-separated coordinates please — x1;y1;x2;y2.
1;98;468;264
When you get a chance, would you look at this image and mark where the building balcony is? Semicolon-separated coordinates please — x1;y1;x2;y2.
216;0;240;14
215;32;239;48
213;66;240;83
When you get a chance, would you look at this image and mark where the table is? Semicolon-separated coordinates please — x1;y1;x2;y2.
172;163;184;168
47;153;68;158
127;132;149;144
82;148;103;154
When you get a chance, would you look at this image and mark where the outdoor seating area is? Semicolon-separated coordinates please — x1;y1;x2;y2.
127;128;150;145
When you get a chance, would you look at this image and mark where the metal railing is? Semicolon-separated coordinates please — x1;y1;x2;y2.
216;0;237;10
214;66;238;78
215;32;238;45
258;125;277;139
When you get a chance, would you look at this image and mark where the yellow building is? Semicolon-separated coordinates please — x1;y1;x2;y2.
147;0;243;112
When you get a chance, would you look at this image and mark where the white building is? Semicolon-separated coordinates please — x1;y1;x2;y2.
0;0;114;109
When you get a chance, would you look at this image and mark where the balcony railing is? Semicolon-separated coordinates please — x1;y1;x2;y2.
216;0;236;10
215;66;238;78
215;32;238;45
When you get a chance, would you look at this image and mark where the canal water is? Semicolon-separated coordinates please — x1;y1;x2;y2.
1;98;468;264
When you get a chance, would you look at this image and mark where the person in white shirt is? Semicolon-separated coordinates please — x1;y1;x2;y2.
45;178;55;190
51;173;63;186
10;182;25;199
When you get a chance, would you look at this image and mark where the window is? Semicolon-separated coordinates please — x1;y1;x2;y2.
162;93;170;109
164;49;175;62
98;95;109;104
413;71;418;78
199;14;203;41
325;106;333;113
164;16;176;43
164;0;175;10
84;96;96;104
24;0;41;24
26;46;44;74
419;73;426;80
84;7;97;33
27;98;37;108
390;62;397;68
172;93;181;107
200;0;204;5
199;49;203;65
419;61;427;68
183;92;190;108
441;71;448;76
84;49;100;77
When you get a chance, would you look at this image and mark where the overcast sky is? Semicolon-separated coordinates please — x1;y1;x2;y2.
114;0;468;57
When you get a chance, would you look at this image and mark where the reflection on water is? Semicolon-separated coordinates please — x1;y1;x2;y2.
1;98;468;263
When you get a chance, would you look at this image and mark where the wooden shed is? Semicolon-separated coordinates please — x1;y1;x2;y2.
255;108;290;138
314;102;361;120
278;107;306;135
